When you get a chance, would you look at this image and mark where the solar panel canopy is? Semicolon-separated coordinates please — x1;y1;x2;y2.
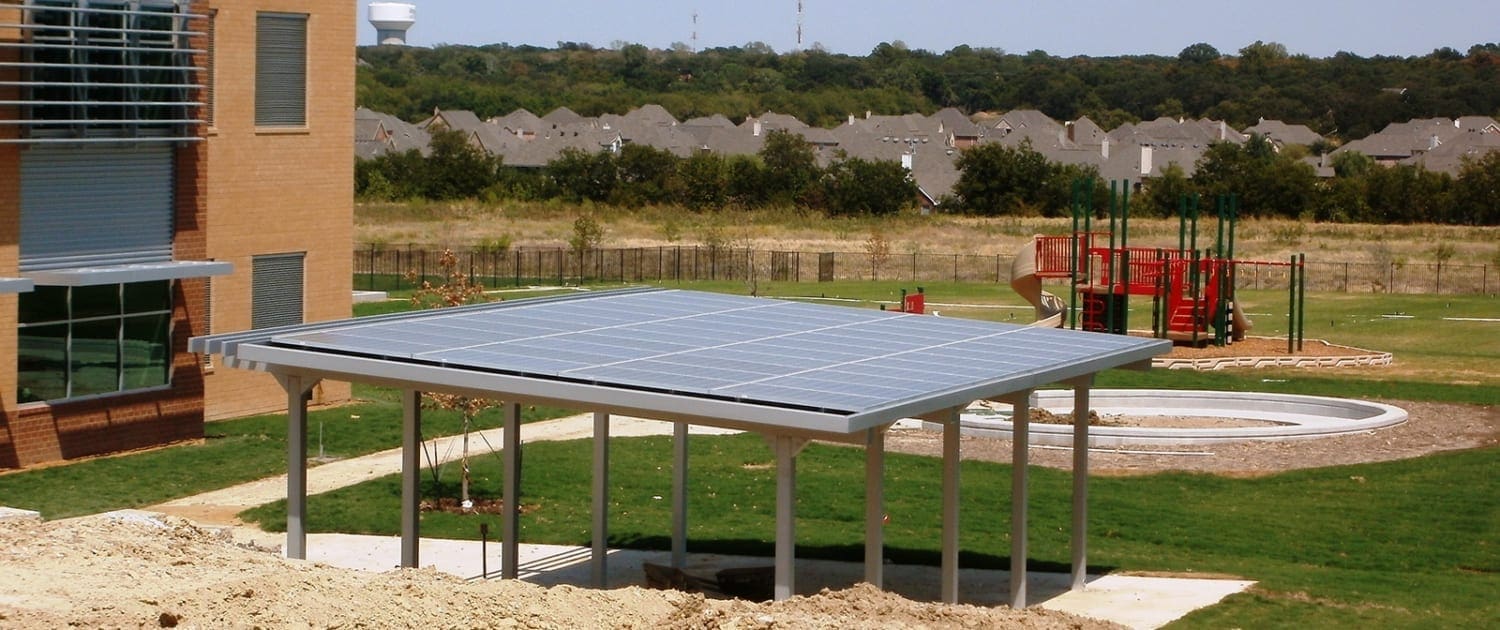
200;289;1169;433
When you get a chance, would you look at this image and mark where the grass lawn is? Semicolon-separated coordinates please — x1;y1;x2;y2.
240;432;1500;628
0;385;573;519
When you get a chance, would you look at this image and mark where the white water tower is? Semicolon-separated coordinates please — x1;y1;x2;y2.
369;2;416;46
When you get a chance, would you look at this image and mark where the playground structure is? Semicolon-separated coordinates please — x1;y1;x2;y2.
1011;181;1309;349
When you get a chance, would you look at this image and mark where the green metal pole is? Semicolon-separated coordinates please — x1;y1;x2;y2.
1153;248;1165;338
1120;182;1131;334
1106;181;1118;334
1288;255;1297;354
1298;253;1307;351
1069;179;1081;330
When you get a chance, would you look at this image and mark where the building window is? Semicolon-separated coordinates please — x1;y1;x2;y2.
18;281;173;403
254;12;307;127
252;253;304;329
2;0;205;144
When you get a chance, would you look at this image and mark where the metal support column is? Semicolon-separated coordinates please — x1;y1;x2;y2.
773;435;805;601
941;408;961;604
592;412;610;587
864;427;886;587
501;402;521;579
280;374;312;560
1010;390;1034;608
1070;378;1093;591
671;422;689;568
400;390;422;568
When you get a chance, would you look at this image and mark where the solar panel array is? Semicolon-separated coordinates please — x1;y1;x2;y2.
269;290;1165;415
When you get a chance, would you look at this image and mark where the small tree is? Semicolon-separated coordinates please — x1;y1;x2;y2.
406;250;493;508
570;214;605;281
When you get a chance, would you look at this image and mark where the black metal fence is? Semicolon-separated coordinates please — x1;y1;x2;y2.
355;243;1497;295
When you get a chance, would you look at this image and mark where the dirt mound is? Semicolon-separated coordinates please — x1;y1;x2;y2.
0;514;1120;629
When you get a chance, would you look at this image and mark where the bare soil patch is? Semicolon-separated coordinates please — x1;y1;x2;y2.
0;515;1119;629
1161;335;1368;360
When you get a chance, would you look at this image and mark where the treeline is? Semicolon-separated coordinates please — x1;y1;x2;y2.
357;129;918;216
358;132;1500;226
358;41;1500;140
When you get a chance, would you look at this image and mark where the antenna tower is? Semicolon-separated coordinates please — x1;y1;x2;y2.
691;11;698;52
796;1;804;49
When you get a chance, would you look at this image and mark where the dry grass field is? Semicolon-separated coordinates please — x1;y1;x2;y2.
356;201;1500;270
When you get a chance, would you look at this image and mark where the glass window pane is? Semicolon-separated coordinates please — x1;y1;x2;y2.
124;281;172;314
122;314;171;390
70;319;120;398
18;324;68;403
19;286;68;324
73;285;121;319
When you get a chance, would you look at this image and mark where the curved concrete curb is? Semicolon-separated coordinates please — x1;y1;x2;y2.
1152;338;1392;371
951;389;1408;447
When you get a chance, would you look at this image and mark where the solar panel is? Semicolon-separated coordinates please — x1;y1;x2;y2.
263;289;1168;417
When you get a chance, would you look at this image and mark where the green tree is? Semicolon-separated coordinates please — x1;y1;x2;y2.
822;157;918;216
1192;136;1317;218
1449;152;1500;225
1178;43;1221;64
547;148;618;203
1330;150;1375;178
724;154;769;208
1137;163;1197;218
952;141;1054;215
1363;164;1453;223
675;152;730;211
757;130;821;207
612;144;678;207
424;129;502;200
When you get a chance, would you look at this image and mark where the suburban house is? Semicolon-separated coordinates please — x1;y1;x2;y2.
1334;116;1500;173
1;0;353;468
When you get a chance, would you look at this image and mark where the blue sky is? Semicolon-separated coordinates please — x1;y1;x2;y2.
357;1;1495;58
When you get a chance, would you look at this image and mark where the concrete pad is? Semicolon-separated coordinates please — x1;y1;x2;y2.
234;529;1252;629
352;291;389;303
0;506;42;522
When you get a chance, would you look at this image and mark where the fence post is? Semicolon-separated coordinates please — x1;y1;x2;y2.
953;254;959;283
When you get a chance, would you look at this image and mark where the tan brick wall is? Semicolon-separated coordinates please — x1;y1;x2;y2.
0;0;354;466
202;0;355;420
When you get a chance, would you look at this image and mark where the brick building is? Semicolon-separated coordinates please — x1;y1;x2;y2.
0;0;352;468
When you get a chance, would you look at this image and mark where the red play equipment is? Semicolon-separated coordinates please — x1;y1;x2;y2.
1011;182;1307;348
885;287;926;314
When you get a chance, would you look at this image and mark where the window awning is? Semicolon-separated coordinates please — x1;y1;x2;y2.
0;278;35;294
23;260;231;286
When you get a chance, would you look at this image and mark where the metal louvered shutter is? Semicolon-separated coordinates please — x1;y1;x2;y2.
19;145;175;272
251;253;305;329
254;13;307;126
